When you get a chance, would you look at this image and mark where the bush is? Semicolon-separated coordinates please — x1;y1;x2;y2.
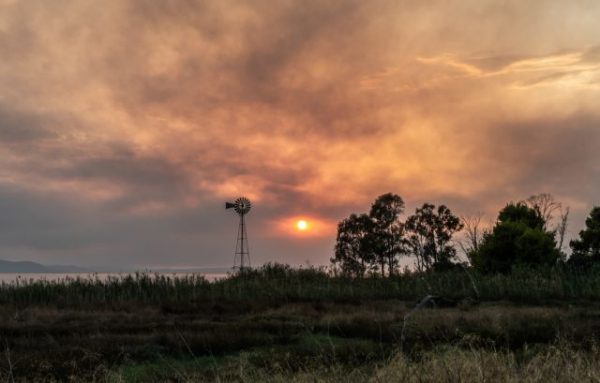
471;203;560;273
569;206;600;266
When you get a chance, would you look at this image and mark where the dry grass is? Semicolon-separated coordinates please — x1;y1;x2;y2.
373;345;600;383
97;344;600;383
2;300;600;381
3;265;600;381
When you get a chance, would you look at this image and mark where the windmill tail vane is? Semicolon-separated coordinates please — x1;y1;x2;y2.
225;197;252;270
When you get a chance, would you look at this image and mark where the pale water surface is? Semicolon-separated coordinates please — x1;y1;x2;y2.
0;272;230;283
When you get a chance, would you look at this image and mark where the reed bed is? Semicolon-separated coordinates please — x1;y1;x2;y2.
1;264;600;308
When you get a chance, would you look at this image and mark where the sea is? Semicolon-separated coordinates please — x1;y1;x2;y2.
0;272;230;284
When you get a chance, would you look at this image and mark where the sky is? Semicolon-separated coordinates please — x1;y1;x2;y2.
0;0;599;269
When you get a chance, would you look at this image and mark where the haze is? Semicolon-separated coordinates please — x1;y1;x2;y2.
0;1;599;269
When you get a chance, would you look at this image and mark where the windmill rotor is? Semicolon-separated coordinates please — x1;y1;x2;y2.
225;197;252;215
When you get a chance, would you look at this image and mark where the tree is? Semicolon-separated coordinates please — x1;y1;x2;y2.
459;212;486;262
526;193;561;231
368;193;406;276
557;207;570;258
498;202;545;229
568;207;600;267
332;193;406;277
471;202;560;273
332;214;373;277
405;204;463;271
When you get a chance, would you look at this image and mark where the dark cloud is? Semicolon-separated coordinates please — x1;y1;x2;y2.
488;114;600;198
0;106;58;143
0;0;598;267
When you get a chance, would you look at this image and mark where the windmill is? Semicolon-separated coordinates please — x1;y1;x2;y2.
225;197;252;269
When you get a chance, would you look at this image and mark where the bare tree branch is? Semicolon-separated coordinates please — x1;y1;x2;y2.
459;212;485;260
525;193;562;231
557;206;570;258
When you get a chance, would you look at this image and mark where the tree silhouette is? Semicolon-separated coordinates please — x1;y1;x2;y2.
459;212;487;262
497;202;545;229
557;207;570;259
333;193;406;277
368;193;406;276
472;202;560;273
526;193;562;231
332;213;373;277
569;207;600;267
405;204;463;271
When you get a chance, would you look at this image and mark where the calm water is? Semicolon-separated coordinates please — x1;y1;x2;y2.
0;272;230;283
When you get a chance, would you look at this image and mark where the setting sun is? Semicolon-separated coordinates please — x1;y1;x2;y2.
296;220;308;231
273;216;334;238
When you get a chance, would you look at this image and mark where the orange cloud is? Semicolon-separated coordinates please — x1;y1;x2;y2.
0;0;599;267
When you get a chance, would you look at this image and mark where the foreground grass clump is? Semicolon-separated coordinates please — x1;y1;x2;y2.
3;263;600;308
376;344;600;383
102;344;600;382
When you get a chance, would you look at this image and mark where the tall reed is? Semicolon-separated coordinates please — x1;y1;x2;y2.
2;263;600;308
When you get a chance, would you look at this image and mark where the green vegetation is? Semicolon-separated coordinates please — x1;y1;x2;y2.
332;193;406;277
1;265;600;381
5;264;600;308
2;195;600;381
334;192;600;276
471;202;561;273
569;206;600;268
405;202;463;272
332;193;463;275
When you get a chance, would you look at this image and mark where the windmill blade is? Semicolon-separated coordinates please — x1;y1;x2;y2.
232;197;251;215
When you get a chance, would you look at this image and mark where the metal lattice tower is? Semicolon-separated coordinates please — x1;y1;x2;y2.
225;197;252;270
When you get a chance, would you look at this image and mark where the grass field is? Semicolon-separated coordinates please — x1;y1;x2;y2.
2;264;600;381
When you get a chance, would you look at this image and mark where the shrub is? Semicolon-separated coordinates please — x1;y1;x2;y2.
471;203;560;273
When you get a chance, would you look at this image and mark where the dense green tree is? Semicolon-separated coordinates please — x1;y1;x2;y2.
405;204;463;271
568;207;600;267
471;202;560;273
497;202;546;229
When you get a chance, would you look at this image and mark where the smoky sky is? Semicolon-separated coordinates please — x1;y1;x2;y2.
0;0;599;268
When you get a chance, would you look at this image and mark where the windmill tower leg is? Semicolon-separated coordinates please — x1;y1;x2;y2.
240;214;245;269
243;214;250;268
234;214;250;270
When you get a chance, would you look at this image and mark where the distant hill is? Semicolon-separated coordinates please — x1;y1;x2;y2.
0;259;91;273
0;260;231;274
